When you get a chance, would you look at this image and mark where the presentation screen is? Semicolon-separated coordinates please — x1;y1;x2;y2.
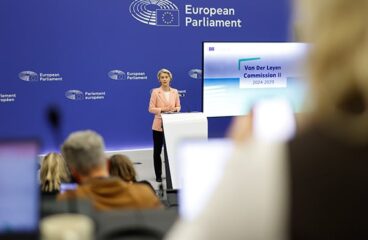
203;42;309;117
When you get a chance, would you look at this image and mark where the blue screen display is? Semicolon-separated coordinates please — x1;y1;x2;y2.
203;42;309;117
0;141;39;234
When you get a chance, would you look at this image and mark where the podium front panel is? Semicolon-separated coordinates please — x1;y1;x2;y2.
161;113;208;189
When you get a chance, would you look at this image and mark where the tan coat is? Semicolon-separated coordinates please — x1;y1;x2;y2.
58;178;162;211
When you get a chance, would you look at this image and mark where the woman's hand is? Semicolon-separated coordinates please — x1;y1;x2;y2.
227;115;253;144
161;107;171;113
161;106;176;113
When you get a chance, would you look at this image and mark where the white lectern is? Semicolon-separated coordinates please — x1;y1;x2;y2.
161;112;208;189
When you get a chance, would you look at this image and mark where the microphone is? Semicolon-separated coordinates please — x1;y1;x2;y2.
47;105;60;130
46;104;63;148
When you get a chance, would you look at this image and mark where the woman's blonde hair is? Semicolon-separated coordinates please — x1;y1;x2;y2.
298;0;368;143
109;154;137;182
157;68;173;80
40;152;70;192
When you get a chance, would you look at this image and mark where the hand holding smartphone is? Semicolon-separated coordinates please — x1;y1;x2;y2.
252;98;296;142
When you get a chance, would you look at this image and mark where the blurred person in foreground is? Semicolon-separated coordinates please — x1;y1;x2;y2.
109;154;155;193
40;152;70;197
58;130;162;210
166;0;368;239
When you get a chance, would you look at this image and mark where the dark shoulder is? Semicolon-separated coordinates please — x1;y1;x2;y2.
41;189;59;198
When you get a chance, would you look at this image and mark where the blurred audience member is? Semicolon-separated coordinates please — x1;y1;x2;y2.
166;0;368;239
109;154;155;192
287;0;368;239
58;130;162;210
40;152;70;197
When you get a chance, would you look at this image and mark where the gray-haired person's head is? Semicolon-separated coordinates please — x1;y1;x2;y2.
61;130;106;175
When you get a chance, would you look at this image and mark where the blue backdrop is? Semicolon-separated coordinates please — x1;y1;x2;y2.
0;0;290;152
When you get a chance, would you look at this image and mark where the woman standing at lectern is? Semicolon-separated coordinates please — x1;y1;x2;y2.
149;69;181;182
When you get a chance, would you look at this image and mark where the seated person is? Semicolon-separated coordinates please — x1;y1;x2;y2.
109;154;155;193
58;130;162;210
40;152;70;197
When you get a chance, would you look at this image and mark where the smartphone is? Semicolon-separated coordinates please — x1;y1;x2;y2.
60;183;78;193
252;98;296;142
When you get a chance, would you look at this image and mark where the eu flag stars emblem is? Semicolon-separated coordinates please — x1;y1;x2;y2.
156;9;179;26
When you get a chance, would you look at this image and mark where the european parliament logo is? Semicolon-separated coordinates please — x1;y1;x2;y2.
108;70;126;80
188;69;202;79
19;71;39;82
65;90;84;100
130;0;179;27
